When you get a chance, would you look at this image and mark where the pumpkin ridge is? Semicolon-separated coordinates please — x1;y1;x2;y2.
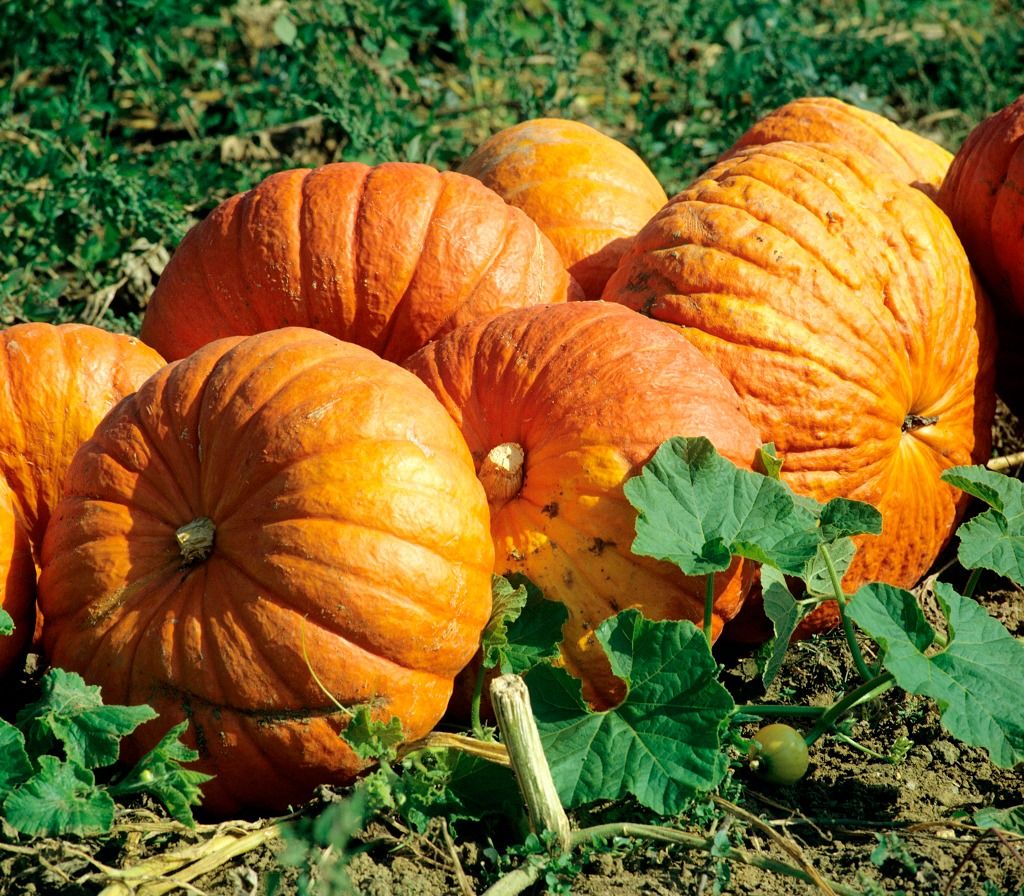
348;165;377;345
375;175;448;357
210;538;479;672
214;439;488;560
656;298;902;407
197;343;359;520
295;168;317;330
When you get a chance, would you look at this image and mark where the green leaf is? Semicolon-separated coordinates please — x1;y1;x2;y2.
759;567;812;688
341;707;405;762
803;537;857;596
848;582;1024;767
3;756;115;837
0;607;13;636
0;719;33;797
974;804;1024;835
943;465;1024;582
818;498;883;541
528;609;734;814
625;436;820;576
757;443;783;479
16;668;156;769
111;722;211;827
272;13;298;46
481;575;529;670
278;787;371;896
377;748;521;833
494;574;567;676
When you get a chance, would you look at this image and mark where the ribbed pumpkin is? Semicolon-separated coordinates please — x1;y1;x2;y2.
38;327;494;815
603;141;995;635
727;96;953;197
0;478;35;678
404;302;761;703
0;323;166;554
458;119;668;299
937;94;1024;316
140;162;578;364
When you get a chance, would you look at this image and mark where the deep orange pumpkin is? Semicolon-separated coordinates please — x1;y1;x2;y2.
726;96;953;197
459;119;668;299
0;323;166;555
404;302;761;703
38;327;494;815
0;478;35;678
937;94;1024;316
140;162;579;364
603;141;995;635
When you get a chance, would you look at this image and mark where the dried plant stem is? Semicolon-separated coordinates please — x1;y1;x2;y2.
96;823;283;896
490;674;571;852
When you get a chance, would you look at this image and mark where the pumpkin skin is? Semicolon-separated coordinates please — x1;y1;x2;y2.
726;96;953;197
404;302;761;703
603;142;995;635
38;327;494;816
459;119;668;299
936;95;1024;317
140;162;578;364
0;478;35;678
0;323;166;554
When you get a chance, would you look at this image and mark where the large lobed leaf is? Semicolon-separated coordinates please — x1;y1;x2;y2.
527;609;734;815
848;582;1024;768
16;668;156;769
942;465;1024;583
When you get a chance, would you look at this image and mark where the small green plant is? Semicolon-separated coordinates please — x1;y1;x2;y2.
0;668;210;836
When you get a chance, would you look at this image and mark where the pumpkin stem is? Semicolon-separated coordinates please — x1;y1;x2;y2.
176;517;216;565
902;413;939;432
479;442;525;505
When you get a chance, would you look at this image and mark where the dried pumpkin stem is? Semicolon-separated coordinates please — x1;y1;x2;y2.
175;517;215;565
490;674;571;853
479;442;525;504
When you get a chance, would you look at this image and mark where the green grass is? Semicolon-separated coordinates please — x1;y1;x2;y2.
1;0;1022;330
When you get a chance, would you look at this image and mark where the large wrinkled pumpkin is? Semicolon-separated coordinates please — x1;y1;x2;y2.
726;96;953;197
459;118;667;299
38;327;494;816
603;141;995;635
0;478;35;678
140;162;578;364
404;302;761;703
937;94;1024;315
0;323;165;554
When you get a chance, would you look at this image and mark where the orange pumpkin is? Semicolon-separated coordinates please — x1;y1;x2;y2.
0;478;35;678
726;96;953;197
937;94;1024;316
404;302;760;703
0;323;166;554
459;119;667;299
38;327;494;815
140;162;579;364
603;141;995;635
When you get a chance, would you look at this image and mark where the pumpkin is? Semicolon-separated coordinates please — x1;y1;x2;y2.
602;141;995;635
140;162;579;364
936;94;1024;316
0;323;166;554
404;302;761;703
38;327;494;815
458;118;668;299
726;96;953;198
0;478;35;678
